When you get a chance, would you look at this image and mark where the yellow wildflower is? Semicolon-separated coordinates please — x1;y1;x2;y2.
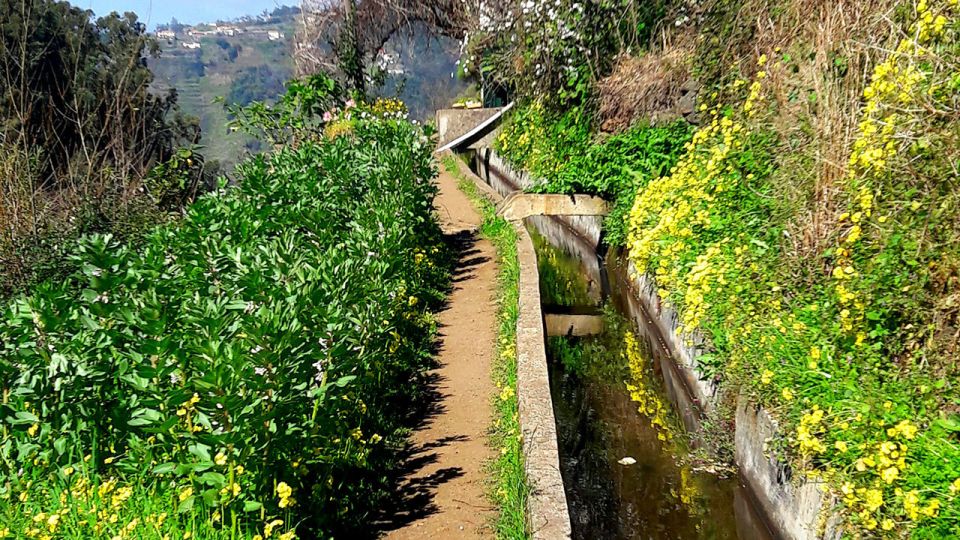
881;466;899;484
277;481;294;508
264;519;283;538
923;499;941;517
864;488;884;511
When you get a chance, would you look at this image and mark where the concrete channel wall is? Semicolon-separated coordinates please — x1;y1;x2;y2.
469;148;841;540
516;223;574;540
444;153;572;539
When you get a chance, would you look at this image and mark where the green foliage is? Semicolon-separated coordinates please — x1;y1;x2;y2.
143;147;209;211
226;66;288;108
495;102;592;180
227;74;345;144
0;90;448;537
496;102;693;245
0;0;209;298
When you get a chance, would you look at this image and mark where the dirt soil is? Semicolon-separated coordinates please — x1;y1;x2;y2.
379;165;498;538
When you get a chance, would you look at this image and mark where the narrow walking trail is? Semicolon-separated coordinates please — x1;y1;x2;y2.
381;164;498;538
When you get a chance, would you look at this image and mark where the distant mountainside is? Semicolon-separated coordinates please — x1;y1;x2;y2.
148;6;467;169
148;7;299;169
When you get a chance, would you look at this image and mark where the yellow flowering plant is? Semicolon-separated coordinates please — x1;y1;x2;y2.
616;6;960;533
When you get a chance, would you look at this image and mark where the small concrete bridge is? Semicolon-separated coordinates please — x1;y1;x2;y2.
436;104;513;152
497;192;609;221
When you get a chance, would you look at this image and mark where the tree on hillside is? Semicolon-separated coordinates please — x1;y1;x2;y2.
227;65;290;107
0;0;200;184
295;0;469;94
0;0;209;296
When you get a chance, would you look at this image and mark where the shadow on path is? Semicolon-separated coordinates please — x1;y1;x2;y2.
369;227;492;536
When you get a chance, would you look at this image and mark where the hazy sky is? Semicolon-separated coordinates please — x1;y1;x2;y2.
78;0;292;28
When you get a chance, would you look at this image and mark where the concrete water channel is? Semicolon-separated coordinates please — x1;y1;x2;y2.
530;223;775;539
440;103;836;538
449;146;781;538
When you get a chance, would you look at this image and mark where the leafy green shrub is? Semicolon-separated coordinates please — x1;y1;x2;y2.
464;0;668;105
496;102;692;245
0;94;448;537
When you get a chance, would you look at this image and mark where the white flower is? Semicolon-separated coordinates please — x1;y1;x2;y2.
254;367;267;376
312;359;327;384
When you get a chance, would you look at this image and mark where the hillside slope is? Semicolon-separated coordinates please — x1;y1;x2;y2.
470;0;960;536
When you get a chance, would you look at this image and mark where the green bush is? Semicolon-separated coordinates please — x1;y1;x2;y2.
0;98;448;537
496;102;692;245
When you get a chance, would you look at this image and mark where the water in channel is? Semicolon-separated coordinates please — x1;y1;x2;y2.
530;225;771;540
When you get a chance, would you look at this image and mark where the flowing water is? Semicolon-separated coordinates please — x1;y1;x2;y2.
531;225;773;540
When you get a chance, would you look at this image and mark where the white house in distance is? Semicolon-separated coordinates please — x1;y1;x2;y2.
267;30;285;41
218;25;243;36
182;42;201;50
156;29;176;40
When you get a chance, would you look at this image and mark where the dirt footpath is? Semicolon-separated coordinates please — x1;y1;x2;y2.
380;165;498;538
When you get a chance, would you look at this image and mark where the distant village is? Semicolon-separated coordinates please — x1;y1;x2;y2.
153;6;297;50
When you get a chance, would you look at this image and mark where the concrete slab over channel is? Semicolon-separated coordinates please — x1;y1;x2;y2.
544;313;604;337
497;192;610;221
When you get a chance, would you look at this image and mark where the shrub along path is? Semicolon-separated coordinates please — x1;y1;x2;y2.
380;165;498;538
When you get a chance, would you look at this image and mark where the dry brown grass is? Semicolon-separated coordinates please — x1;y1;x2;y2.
758;0;900;262
596;41;695;132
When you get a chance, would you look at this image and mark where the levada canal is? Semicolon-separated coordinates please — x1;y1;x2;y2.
530;224;775;540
